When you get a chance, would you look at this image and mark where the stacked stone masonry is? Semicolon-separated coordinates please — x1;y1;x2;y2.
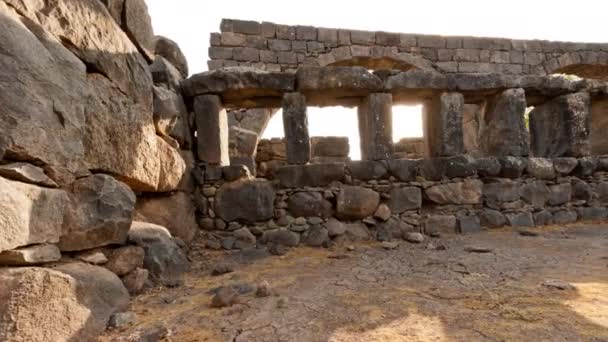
210;19;608;78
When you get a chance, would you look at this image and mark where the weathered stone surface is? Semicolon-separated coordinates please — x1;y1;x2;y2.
233;228;257;249
262;229;300;247
296;66;383;102
483;181;520;206
153;86;185;137
0;244;61;266
0;176;68;253
475;157;502;177
288;192;333;218
534;210;554;226
100;0;125;25
480;88;529;156
553;157;579;175
123;0;155;60
275;163;345;188
105;246;145;276
282;93;311;164
0;263;129;342
445;155;477;178
459;216;481;234
506;212;534;227
336;186;380;220
133;192;198;242
311;136;349;157
425;179;483;205
424;92;464;157
344;222;371;241
347;160;388;180
387;159;419;181
418;158;447;181
374;204;392;221
577;207;608;221
553;210;578;224
156;136;187;192
122;267;149;294
548;183;572;206
499;157;527;178
423;215;457;235
153;35;189;77
326;218;347;237
304;226;329;247
0;163;57;188
215;179;275;223
222;164;252;181
151;56;183;91
572;179;593;202
388;187;422;213
128;221;190;287
194;95;230;165
480;209;507;228
526;158;556;179
358;93;394;161
520;181;550;207
575;156;598;176
530;92;590;157
183;67;295;98
59;175;136;252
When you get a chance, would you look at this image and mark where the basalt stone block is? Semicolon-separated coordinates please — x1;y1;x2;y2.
262;229;300;247
282;93;310;164
183;68;295;98
572;179;593;202
347;160;388;180
296;67;383;100
275;163;345;188
423;215;457;235
388;187;422;213
483;181;520;206
418;158;447;181
574;156;598;176
480;209;507;228
387;159;419;182
458;216;481;234
526;158;556;180
150;56;183;92
597;182;608;204
215;179;275;223
530;92;590;157
423;92;465;157
577;207;608;221
311;136;349;157
506;212;534;227
153;35;189;78
336;186;380;220
553;210;578;224
534;210;554;226
480;88;529;157
475;157;502;177
598;156;608;171
553;157;578;175
499;156;527;179
358;93;394;161
123;0;155;60
288;192;333;218
445;155;477;178
222;165;252;182
425;180;483;205
194;95;229;165
520;181;550;207
548;183;572;206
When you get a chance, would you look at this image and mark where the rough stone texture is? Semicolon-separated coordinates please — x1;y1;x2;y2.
554;157;579;175
530;92;590;158
288;192;333;218
275;163;344;188
520;181;551;207
311;136;349;158
122;267;149;294
548;183;572;206
135;192;199;242
282;93;311;164
423;215;457;235
0;176;68;253
499;157;527;178
153;86;185;137
483;181;520;207
296;67;383;103
151;56;183;92
128;221;190;287
59;175;136;252
388;159;419;181
475;157;502;177
459;216;481;234
358;93;394;161
0;163;58;188
388;187;422;213
424;92;464;157
480;88;529;157
336;186;380;220
153;35;189;77
194;95;230;165
480;209;507;228
347;161;388;180
526;158;556;180
105;246;145;276
262;229;300;247
123;0;155;60
425;180;483;205
156;136;187;192
215;179;276;223
446;155;478;178
0;244;61;266
506;212;534;227
0;263;129;342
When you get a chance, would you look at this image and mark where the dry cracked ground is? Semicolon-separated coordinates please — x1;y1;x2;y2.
101;224;608;342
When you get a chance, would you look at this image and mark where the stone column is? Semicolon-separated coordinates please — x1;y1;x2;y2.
423;92;465;157
479;88;529;157
530;92;590;157
590;97;608;155
358;93;394;161
282;93;310;164
193;95;230;165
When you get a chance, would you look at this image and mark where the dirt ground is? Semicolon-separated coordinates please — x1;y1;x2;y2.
101;224;608;342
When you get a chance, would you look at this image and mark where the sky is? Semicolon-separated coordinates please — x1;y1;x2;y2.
147;0;608;159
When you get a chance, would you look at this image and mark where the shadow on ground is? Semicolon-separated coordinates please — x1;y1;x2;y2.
101;223;608;341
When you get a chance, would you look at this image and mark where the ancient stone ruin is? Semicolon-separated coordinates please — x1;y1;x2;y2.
2;6;608;340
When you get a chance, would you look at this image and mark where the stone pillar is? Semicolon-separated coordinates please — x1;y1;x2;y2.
423;92;465;157
193;95;229;165
479;88;529;157
282;93;310;164
358;93;394;161
590;97;608;155
530;92;590;157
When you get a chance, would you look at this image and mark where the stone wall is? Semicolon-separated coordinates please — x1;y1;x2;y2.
209;19;608;78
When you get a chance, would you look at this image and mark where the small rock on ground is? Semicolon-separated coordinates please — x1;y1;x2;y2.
542;280;576;291
211;264;234;276
211;287;240;308
405;232;425;243
256;280;272;297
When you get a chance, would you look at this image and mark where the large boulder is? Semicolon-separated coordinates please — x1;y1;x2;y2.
59;175;136;252
156;136;187;192
153;85;184;137
388;187;422;213
0;262;129;342
123;0;155;60
153;35;189;77
287;192;333;218
336;186;380;220
215;179;276;223
135;192;199;242
425;179;483;205
0;176;69;253
128;221;190;287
